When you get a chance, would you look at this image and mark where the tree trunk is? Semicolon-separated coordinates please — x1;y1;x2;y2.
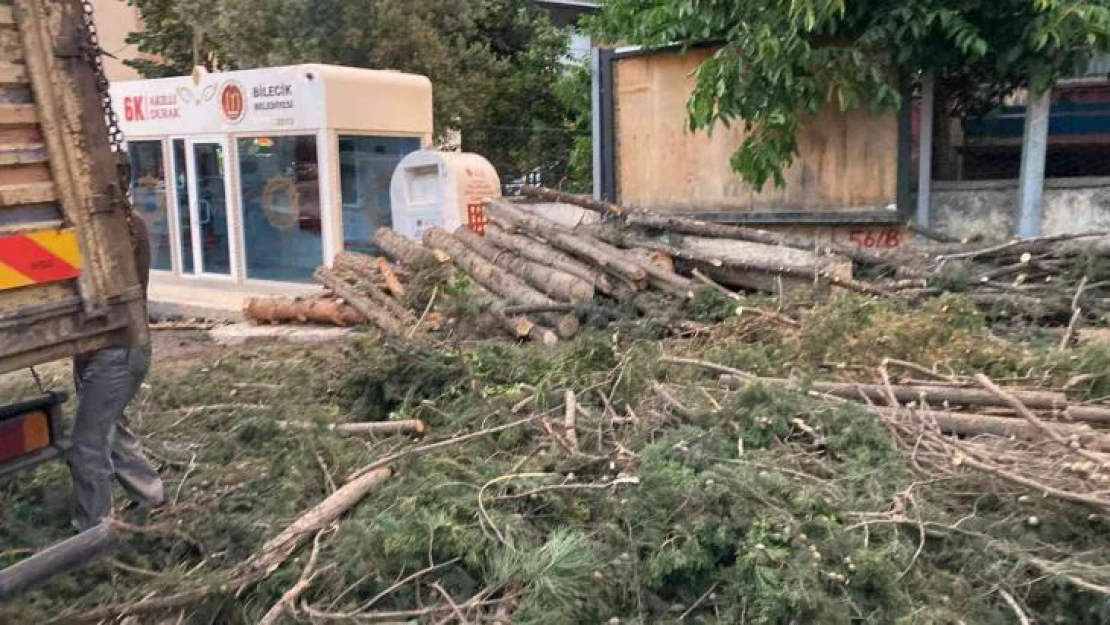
866;407;1104;447
630;214;891;269
243;297;365;327
453;278;555;343
720;374;1110;425
521;185;630;218
523;184;894;269
56;467;395;624
377;258;405;297
628;248;675;274
372;227;438;267
938;232;1110;264
236;467;394;580
423;227;579;338
719;376;1067;410
333;252;382;277
364;279;418;325
331;252;418;324
628;235;885;297
279;420;426;437
484;225;625;298
453;227;595;302
495;313;558;345
314;268;426;342
328;259;418;325
501;303;580;316
485;199;648;284
1067;405;1110;424
622;247;695;299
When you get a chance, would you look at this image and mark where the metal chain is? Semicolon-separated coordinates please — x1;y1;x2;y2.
29;366;46;393
76;0;135;225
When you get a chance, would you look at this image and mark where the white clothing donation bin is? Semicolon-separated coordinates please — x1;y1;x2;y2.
389;151;502;241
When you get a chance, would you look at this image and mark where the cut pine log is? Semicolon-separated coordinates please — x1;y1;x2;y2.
331;254;419;325
422;227;579;338
372;227;438;267
719;376;1068;410
499;313;559;345
455;279;555;343
718;374;1110;425
521;185;630;218
485;198;647;284
488;199;692;297
622;247;696;299
625;212;896;269
333;252;382;277
243;297;365;327
279;419;426;437
377;258;405;297
53;467;395;623
236;467;394;580
453;227;595;302
314;268;426;342
628;235;884;297
628;248;675;274
522;185;896;269
867;406;1107;448
484;224;625;298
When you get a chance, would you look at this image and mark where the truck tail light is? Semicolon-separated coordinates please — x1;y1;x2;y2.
0;393;65;467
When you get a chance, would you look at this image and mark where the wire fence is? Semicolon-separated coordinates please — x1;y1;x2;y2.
453;124;592;197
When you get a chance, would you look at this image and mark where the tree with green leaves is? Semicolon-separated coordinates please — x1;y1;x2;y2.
124;0;581;182
587;1;1110;188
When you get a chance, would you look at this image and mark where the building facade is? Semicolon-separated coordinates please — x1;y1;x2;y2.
89;0;144;81
535;0;599;63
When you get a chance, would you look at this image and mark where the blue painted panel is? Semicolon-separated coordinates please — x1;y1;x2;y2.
965;101;1110;139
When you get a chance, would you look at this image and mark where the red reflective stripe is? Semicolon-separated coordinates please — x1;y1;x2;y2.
0;235;80;284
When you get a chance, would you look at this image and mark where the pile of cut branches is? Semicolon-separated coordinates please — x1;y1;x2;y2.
3;294;1110;624
890;232;1110;336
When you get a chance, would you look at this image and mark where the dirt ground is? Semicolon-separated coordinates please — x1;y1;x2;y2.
0;329;221;398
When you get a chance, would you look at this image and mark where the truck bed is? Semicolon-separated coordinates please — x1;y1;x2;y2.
0;0;146;376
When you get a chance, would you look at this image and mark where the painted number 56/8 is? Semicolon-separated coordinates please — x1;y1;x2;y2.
849;228;901;249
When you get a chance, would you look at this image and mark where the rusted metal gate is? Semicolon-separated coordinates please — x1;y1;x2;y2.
0;0;146;375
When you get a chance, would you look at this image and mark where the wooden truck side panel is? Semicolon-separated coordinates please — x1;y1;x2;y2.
0;0;146;376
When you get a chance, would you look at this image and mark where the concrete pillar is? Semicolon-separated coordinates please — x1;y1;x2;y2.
1017;88;1052;238
916;71;935;230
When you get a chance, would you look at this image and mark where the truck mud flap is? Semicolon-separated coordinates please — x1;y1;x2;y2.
0;520;118;601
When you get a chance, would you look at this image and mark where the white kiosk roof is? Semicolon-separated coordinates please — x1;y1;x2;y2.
111;64;433;139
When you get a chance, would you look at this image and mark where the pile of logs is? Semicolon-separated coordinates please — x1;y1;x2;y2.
243;249;437;342
339;192;882;342
243;185;1107;345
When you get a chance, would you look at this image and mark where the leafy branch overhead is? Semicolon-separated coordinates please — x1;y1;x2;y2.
587;0;1110;188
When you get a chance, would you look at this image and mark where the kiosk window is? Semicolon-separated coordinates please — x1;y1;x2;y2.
127;140;171;271
338;136;420;253
237;136;322;283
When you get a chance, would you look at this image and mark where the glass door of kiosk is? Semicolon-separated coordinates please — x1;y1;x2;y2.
171;137;235;278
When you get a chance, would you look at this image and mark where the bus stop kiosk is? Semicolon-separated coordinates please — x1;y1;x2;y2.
110;64;433;309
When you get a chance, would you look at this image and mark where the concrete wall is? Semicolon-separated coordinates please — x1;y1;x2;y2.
91;0;144;82
931;177;1110;240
